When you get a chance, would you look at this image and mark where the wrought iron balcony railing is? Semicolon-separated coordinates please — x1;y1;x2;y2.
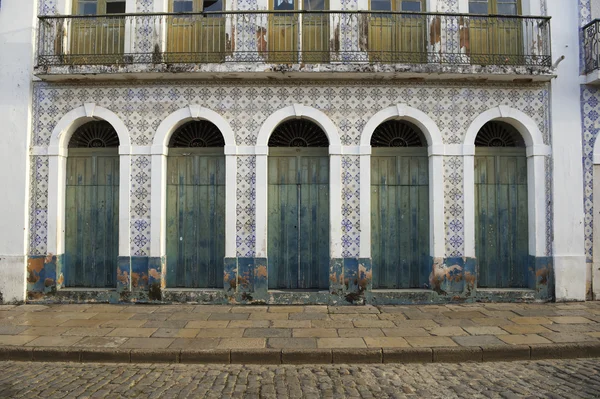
584;19;600;74
37;11;551;68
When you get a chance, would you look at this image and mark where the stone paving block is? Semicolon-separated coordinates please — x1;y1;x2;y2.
332;348;382;363
510;317;553;325
248;313;288;320
194;306;232;313
442;311;486;319
130;349;179;363
25;336;83;347
292;329;338;338
153;306;196;313
168;338;220;350
463;326;508;336
545;323;600;333
317;338;366;349
353;320;396;328
120;306;158;314
311;320;355;329
72;337;129;348
585;332;600;338
196;328;245;338
90;313;134;320
329;306;380;314
338;328;384;338
169;312;212;321
382;347;432;363
141;320;188;329
107;328;158;338
59;319;105;328
180;349;230;363
281;349;332;364
482;345;530;361
500;324;553;334
303;306;328;313
15;305;49;312
289;313;328;320
119;338;175;349
530;343;600;360
452;335;506;347
417;305;447;313
152;328;200;338
227;320;271;328
427;327;468;337
231;349;281;364
479;310;519;318
130;313;170;321
17;319;64;327
270;320;311;328
549;317;595;324
379;306;411;313
405;336;457;347
378;314;407;322
382;328;430;337
397;311;437;320
540;332;599;343
472;317;513;327
329;314;379;321
185;321;230;329
230;306;267;313
62;328;115;337
79;348;130;363
498;334;552;345
217;338;266;349
393;319;438;328
243;328;291;338
363;337;410;348
32;347;81;362
98;320;147;328
431;318;477;327
2;346;34;361
267;338;317;349
268;306;304;313
433;347;482;363
0;326;29;335
83;305;126;313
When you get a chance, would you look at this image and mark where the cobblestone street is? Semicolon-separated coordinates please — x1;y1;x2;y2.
0;358;598;399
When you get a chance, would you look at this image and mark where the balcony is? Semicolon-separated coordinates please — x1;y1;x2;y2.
584;19;600;84
35;11;552;81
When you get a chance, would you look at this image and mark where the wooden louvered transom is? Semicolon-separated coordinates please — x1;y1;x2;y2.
169;120;225;148
475;121;525;148
69;121;120;148
269;120;329;147
371;120;425;147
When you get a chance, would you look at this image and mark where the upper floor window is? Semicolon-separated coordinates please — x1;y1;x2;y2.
74;0;126;15
468;0;520;15
171;0;224;12
370;0;424;11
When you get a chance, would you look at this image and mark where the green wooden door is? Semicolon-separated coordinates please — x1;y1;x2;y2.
268;148;329;290
166;148;225;288
371;148;429;289
64;149;119;288
475;148;528;288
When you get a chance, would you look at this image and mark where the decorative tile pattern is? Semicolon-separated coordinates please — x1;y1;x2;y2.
540;0;547;16
29;81;551;258
444;156;464;257
130;156;152;256
29;156;49;256
341;156;360;257
236;156;256;257
437;0;458;12
39;0;56;15
545;155;553;257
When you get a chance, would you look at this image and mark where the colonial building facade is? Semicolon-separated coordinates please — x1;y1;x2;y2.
0;0;593;303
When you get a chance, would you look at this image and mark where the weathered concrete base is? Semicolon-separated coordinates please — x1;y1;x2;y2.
554;255;587;301
0;255;25;303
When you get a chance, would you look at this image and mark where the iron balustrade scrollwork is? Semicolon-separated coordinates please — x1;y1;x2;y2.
37;11;552;68
584;19;600;74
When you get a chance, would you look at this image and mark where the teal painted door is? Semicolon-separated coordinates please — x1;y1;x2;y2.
371;148;429;289
166;149;225;288
475;148;528;288
268;148;329;290
64;149;119;288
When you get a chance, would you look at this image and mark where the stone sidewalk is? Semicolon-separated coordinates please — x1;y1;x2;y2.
0;302;598;364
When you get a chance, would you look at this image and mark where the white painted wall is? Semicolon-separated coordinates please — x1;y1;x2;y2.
548;0;586;301
0;0;37;303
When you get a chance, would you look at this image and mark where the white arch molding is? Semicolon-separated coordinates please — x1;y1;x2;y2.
150;105;237;260
255;104;343;258
359;104;445;259
463;106;550;263
47;104;132;264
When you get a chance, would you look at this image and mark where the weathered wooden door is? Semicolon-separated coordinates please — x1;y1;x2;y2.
268;0;299;62
268;148;329;290
70;0;125;63
369;0;426;63
165;122;226;289
64;122;120;288
474;122;528;288
302;0;329;63
370;121;429;289
166;0;226;63
468;0;522;65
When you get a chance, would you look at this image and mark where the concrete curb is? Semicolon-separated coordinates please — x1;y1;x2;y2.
0;343;599;364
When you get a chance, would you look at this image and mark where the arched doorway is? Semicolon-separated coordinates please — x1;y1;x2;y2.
268;119;330;290
165;120;225;288
64;121;120;287
475;121;528;288
370;120;429;289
